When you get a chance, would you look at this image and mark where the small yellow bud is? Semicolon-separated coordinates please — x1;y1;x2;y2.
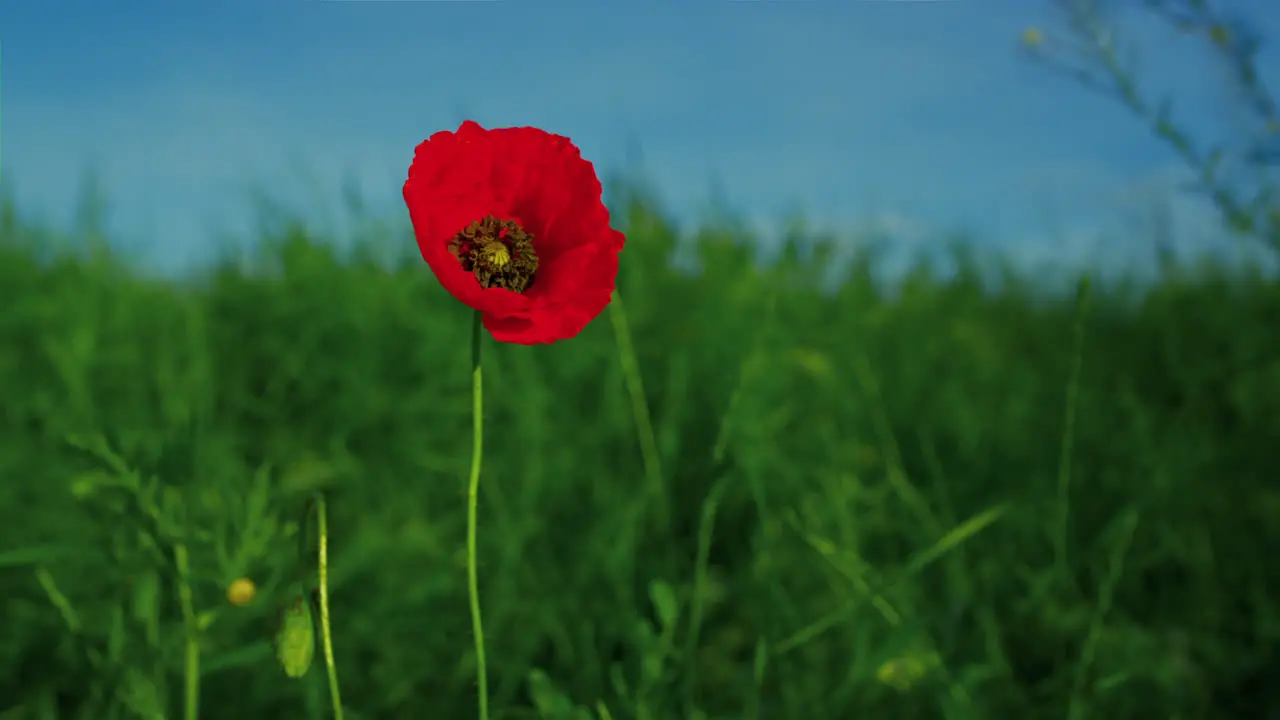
1021;27;1043;49
226;577;257;606
876;652;939;692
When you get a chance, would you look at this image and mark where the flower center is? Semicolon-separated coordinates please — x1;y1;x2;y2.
448;216;539;293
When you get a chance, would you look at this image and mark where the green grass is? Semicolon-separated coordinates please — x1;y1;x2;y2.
0;188;1277;720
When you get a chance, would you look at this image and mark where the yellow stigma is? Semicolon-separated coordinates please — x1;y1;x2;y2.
449;216;540;292
479;241;512;268
227;577;257;606
1021;27;1043;48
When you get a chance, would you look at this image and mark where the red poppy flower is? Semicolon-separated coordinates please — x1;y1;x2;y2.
402;120;626;345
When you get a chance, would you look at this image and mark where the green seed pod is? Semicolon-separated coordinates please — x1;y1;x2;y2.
275;590;315;678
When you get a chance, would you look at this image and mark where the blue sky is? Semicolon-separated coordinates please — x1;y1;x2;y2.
3;0;1279;278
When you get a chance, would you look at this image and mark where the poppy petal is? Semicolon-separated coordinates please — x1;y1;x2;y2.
403;120;625;344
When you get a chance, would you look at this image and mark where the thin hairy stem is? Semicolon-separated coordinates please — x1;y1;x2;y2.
314;492;345;719
466;311;490;720
174;544;200;720
609;291;667;527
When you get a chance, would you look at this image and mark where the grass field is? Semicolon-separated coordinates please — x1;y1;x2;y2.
0;188;1277;720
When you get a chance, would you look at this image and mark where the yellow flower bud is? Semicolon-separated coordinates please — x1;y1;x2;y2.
876;651;939;692
226;577;257;606
1021;27;1044;49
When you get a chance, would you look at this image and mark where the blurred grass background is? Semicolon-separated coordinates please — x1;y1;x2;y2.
0;180;1277;720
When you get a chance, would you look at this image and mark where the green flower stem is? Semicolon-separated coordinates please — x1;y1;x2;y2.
467;310;490;720
175;544;200;720
314;493;345;720
608;291;666;527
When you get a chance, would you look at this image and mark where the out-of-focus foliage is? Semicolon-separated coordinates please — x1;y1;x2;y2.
0;185;1276;719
